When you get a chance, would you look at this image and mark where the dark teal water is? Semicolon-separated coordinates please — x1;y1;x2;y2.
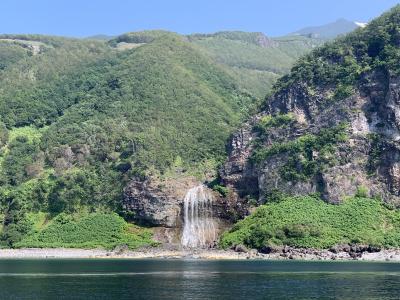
0;259;399;299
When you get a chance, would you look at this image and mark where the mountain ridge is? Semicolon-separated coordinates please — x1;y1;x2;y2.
221;4;400;209
220;4;400;250
292;18;366;38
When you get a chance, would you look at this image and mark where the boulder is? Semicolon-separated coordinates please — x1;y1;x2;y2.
260;245;284;254
234;244;249;253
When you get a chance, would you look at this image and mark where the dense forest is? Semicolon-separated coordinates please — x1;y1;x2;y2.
0;28;321;247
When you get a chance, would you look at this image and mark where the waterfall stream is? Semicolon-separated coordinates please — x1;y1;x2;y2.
181;185;217;248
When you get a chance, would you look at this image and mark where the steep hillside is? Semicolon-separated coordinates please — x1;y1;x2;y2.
0;26;354;248
222;5;400;212
0;32;258;247
188;31;324;98
218;5;400;251
0;35;111;127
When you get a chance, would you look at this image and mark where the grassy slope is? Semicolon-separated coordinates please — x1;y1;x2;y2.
39;34;257;174
220;196;400;249
0;33;256;172
15;212;155;249
189;32;324;98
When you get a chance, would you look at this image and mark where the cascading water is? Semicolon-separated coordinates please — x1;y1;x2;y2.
181;185;217;248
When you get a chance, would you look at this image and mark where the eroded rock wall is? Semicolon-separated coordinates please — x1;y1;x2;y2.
122;176;232;241
220;70;400;210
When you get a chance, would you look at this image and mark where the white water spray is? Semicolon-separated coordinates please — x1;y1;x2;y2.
181;185;217;248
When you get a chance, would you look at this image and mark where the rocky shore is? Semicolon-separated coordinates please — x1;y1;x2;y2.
1;246;400;261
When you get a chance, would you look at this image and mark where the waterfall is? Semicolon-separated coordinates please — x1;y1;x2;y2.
181;185;217;248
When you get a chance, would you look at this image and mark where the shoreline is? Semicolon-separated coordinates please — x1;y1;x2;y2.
1;247;400;261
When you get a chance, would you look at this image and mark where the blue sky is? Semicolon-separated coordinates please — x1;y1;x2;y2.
1;0;399;37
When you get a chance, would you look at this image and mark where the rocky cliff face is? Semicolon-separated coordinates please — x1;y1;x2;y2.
255;33;277;48
122;176;233;243
220;5;400;209
221;69;400;209
123;7;400;235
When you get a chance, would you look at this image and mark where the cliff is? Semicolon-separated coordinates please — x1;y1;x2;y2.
221;5;400;210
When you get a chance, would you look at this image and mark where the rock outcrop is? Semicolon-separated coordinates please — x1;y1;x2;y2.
122;176;232;242
123;177;200;227
255;33;276;48
220;7;400;210
221;71;400;208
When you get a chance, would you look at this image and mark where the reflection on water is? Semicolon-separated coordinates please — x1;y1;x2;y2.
0;259;399;299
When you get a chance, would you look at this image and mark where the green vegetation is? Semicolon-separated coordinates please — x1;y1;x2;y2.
220;196;400;249
221;6;400;252
355;186;369;198
367;133;385;174
273;5;400;101
253;113;295;134
0;32;256;173
190;32;323;74
252;124;348;182
189;32;323;98
192;35;294;73
0;41;30;70
211;184;229;197
0;31;262;246
15;213;155;249
190;31;275;47
227;67;279;99
272;35;326;58
0;35;111;127
109;30;178;45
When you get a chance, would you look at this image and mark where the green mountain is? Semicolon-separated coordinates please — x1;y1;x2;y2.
188;31;324;98
0;26;342;248
0;32;260;246
221;5;400;250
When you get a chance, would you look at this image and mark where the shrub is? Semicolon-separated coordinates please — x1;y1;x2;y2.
0;122;8;147
16;212;156;249
220;196;400;249
355;185;369;198
265;189;287;203
212;184;229;197
254;113;295;134
333;84;354;100
252;123;348;182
